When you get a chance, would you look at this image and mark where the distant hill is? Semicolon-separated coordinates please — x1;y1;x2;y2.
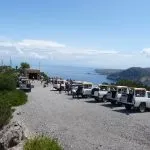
107;67;150;86
95;69;123;75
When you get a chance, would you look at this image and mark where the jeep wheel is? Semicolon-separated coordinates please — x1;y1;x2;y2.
111;101;116;105
139;103;146;113
95;97;100;102
102;96;107;103
125;104;132;110
72;93;75;98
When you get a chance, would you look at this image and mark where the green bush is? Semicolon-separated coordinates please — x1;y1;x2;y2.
0;101;12;129
0;74;16;91
0;70;27;129
116;79;150;90
24;136;63;150
0;90;27;107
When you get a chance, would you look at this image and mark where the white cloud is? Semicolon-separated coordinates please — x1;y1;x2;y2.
29;52;48;59
17;39;66;49
0;39;119;60
0;39;66;58
0;38;150;68
141;48;150;57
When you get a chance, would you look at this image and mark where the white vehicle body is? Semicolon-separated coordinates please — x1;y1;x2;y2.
71;82;83;94
120;88;150;112
72;81;93;98
91;86;99;97
82;82;93;96
53;79;66;90
19;79;31;92
106;86;128;104
94;85;110;101
19;76;28;81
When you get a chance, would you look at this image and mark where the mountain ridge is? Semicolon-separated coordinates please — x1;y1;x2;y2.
107;67;150;86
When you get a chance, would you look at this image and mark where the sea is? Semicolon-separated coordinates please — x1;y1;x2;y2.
40;65;112;84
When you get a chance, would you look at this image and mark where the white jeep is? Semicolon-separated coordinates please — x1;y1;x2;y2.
53;79;66;90
94;85;110;102
106;86;128;105
120;88;150;112
19;79;31;92
72;82;93;98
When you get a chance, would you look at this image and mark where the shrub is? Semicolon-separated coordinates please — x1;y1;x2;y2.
24;136;63;150
0;74;16;91
0;101;12;129
0;71;27;129
0;90;27;107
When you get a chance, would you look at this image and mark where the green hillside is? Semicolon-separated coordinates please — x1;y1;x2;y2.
107;67;150;86
95;69;122;75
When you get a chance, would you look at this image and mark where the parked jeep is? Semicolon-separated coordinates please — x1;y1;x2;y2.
19;79;31;92
53;79;66;90
72;82;93;98
106;86;128;105
93;85;110;102
71;81;83;95
120;88;150;112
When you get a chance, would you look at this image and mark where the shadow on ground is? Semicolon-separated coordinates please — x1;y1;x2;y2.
101;103;119;109
50;89;58;91
85;100;101;103
113;108;150;115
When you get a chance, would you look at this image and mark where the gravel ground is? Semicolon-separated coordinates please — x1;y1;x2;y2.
13;81;150;150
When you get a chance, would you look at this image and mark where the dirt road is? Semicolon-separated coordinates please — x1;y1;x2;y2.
14;82;150;150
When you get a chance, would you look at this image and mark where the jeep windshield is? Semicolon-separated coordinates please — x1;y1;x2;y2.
100;86;108;91
117;88;127;94
135;90;146;97
83;84;92;89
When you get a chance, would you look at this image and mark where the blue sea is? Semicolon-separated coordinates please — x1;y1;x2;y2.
41;65;112;84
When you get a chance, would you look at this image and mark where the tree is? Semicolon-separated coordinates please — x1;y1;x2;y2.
20;62;30;69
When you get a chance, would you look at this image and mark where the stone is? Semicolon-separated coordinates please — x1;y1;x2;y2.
0;122;25;150
17;112;21;115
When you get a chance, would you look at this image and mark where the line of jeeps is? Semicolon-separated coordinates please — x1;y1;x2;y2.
52;78;150;113
93;84;150;113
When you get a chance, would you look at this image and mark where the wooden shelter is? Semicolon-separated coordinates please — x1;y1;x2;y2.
24;68;40;80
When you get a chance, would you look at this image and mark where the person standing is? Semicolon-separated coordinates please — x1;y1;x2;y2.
59;82;62;94
68;83;71;95
65;82;68;93
32;76;35;83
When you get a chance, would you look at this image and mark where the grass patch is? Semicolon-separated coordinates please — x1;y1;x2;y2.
0;90;27;107
0;70;28;129
24;136;63;150
0;73;16;91
0;101;12;128
0;90;27;129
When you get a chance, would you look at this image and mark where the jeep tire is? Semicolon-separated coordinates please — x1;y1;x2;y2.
139;103;146;113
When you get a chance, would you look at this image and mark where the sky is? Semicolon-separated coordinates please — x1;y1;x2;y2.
0;0;150;69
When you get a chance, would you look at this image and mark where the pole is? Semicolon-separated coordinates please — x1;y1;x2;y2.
39;61;41;70
10;56;12;67
1;59;3;66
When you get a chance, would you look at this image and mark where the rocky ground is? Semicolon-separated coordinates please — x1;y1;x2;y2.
13;81;150;150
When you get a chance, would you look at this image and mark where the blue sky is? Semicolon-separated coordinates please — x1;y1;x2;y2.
0;0;150;68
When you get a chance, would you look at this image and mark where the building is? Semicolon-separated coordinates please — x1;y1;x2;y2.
24;68;40;80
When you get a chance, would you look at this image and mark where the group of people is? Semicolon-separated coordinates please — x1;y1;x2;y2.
41;77;74;94
59;80;73;94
